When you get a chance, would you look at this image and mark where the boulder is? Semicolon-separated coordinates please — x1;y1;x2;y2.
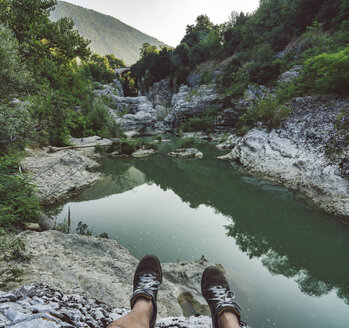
131;149;157;158
164;84;222;126
22;149;102;204
168;148;203;159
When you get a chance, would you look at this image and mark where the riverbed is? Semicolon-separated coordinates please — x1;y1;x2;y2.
53;138;349;328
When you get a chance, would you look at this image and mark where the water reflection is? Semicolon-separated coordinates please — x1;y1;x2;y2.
54;140;349;306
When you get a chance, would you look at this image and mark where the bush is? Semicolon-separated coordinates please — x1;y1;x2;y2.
237;96;291;132
301;46;349;95
120;141;136;155
180;117;214;133
179;137;199;149
0;155;41;228
0;24;31;100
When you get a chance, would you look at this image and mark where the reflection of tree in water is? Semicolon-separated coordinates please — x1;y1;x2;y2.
59;158;146;203
133;147;349;305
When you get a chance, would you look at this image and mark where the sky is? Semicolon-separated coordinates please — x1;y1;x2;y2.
62;0;260;46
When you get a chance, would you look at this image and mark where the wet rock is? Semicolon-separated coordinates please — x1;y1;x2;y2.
168;148;203;159
131;149;157;158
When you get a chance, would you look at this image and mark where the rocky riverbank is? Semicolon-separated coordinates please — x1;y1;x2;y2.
0;231;252;327
0;284;214;327
21;137;112;205
216;96;349;218
97;68;348;219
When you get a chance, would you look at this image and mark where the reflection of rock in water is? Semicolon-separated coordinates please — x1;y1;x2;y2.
132;146;349;305
72;165;146;202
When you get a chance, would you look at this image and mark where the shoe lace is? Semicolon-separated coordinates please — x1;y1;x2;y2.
135;273;160;294
209;285;242;311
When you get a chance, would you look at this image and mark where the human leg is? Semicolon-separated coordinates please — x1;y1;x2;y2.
108;254;162;328
201;266;242;328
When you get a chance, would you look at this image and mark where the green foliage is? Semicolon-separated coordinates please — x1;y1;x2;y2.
121;72;138;97
76;221;92;236
58;217;71;234
83;53;116;83
180;117;215;133
179;137;199;149
0;24;31;100
105;54;126;69
301;45;349;95
0;102;36;154
238;96;292;133
99;232;109;239
50;1;164;65
0;155;41;228
179;107;221;134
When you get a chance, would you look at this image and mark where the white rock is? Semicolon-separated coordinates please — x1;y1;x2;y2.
131;149;157;158
168;148;203;159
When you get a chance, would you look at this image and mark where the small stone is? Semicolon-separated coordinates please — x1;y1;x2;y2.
24;222;41;231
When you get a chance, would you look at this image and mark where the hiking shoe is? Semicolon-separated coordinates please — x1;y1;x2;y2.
201;266;242;328
130;254;162;328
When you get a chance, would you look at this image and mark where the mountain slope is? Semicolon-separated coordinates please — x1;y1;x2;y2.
50;1;164;65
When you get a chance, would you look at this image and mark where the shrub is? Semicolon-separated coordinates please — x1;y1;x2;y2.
179;137;199;149
0;24;32;100
0;155;41;228
180;117;214;133
120;141;136;155
76;221;93;236
237;96;291;132
301;46;349;95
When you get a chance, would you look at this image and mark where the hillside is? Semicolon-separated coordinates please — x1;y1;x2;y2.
50;1;164;65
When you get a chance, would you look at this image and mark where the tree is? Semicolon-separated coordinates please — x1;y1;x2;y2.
0;0;90;69
140;43;158;59
105;54;126;69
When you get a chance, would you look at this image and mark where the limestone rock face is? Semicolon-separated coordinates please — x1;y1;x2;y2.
5;231;218;319
214;108;241;131
164;84;222;126
22;149;102;204
145;78;173;120
277;65;302;84
110;96;154;114
93;79;124;97
217;96;349;218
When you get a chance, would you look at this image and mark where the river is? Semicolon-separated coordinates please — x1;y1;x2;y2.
53;138;349;328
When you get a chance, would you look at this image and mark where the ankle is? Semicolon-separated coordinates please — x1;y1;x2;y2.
218;310;240;328
132;297;153;317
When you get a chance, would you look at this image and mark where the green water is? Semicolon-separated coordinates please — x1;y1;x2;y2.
54;138;349;328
